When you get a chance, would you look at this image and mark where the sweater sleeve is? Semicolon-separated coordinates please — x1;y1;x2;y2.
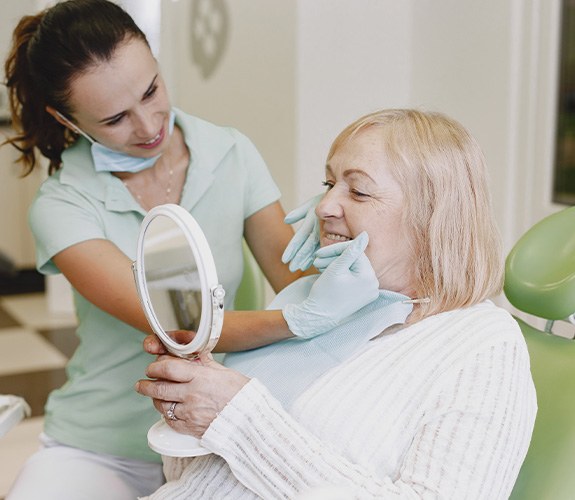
397;338;536;499
201;337;535;499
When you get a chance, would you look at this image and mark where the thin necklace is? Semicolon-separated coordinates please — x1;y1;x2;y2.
122;161;175;206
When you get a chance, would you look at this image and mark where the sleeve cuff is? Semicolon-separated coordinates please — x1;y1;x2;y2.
201;378;282;453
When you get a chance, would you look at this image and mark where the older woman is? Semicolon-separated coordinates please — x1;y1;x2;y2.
136;109;536;499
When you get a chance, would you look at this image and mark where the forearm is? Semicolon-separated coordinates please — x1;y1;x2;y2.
53;240;154;335
202;380;403;499
213;310;293;352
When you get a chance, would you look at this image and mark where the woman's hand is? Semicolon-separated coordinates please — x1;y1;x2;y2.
282;232;380;339
142;334;168;355
281;194;323;272
135;352;250;438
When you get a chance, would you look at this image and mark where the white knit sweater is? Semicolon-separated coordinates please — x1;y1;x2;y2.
146;302;536;499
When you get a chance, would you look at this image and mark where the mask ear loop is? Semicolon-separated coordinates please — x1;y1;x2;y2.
402;297;431;304
55;111;95;144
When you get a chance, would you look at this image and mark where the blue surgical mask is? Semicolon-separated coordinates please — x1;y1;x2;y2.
55;110;176;173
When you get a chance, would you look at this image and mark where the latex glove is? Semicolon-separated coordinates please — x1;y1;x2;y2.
282;232;379;339
281;194;323;272
312;239;351;273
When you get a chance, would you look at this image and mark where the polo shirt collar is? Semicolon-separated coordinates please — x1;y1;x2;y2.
175;108;235;211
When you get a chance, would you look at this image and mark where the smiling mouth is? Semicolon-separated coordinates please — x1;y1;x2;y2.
324;232;352;242
143;133;160;145
138;127;165;149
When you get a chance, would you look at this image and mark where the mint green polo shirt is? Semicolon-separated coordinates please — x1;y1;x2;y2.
29;109;281;462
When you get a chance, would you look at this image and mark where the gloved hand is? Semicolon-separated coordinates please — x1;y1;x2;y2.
312;239;351;273
282;232;380;339
281;194;323;272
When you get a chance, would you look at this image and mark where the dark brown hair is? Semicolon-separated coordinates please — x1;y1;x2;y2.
3;0;148;175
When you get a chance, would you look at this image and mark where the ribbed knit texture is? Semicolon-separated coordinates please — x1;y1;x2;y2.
145;302;536;499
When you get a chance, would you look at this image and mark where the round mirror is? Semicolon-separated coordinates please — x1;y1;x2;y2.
133;204;225;456
134;204;225;358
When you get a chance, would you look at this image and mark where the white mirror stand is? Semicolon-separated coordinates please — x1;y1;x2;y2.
133;204;225;457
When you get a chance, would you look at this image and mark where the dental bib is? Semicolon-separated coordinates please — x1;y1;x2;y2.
224;275;413;408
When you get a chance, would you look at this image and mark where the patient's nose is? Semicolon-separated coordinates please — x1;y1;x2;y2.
316;188;343;220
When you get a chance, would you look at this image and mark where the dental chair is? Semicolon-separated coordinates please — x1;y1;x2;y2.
505;206;575;500
234;240;265;311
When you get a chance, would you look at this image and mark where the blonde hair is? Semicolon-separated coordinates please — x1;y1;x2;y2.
328;109;503;321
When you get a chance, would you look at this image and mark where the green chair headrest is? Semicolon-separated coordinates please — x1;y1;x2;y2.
504;206;575;320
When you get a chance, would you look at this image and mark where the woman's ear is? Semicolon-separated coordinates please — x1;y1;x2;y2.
45;106;74;130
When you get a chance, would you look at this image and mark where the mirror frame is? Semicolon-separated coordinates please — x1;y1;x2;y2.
133;204;225;357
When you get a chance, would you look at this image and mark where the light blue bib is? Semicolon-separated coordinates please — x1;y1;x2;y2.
224;275;413;408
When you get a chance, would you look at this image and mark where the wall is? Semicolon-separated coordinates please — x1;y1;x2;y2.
160;0;412;212
0;141;43;267
0;0;43;267
160;0;298;209
295;0;412;204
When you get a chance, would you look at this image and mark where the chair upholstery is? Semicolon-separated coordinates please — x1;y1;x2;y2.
505;207;575;500
234;240;265;311
505;206;575;320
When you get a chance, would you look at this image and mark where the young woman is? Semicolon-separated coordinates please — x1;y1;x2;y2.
3;1;377;498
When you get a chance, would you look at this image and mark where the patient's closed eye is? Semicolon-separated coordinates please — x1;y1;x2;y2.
350;189;369;198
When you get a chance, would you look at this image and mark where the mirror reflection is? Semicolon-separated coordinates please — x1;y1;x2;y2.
143;214;202;346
